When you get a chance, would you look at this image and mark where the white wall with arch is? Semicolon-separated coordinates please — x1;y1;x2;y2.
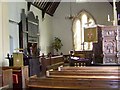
53;2;113;54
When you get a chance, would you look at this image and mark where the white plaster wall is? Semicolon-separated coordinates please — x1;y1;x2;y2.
8;2;53;56
53;2;113;54
8;2;27;23
0;2;10;66
0;2;53;65
0;2;3;66
0;1;54;66
8;2;27;55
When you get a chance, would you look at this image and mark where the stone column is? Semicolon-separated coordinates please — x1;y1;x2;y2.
0;1;10;66
113;0;118;25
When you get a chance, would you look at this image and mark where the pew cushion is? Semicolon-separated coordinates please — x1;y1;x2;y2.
13;74;18;84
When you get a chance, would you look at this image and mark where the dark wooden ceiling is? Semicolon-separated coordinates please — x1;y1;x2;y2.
26;0;61;19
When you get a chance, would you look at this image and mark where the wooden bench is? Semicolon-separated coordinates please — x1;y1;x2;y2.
2;66;29;89
26;66;120;90
27;75;120;90
0;68;13;89
48;71;119;78
47;66;120;78
41;55;64;75
60;66;120;71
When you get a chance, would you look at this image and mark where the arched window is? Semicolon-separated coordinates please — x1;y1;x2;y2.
73;10;96;51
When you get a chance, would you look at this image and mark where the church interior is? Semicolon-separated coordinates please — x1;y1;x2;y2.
0;0;120;90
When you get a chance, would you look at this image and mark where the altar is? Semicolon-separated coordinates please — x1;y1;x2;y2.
69;51;93;66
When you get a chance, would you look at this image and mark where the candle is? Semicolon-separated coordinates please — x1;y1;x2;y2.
58;67;61;71
108;15;110;21
46;71;49;76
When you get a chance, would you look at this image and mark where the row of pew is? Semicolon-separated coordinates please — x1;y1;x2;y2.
0;55;64;90
26;66;120;90
1;66;28;90
0;69;13;89
40;55;64;75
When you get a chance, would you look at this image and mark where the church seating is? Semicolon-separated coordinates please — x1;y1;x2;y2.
0;68;13;89
26;66;120;90
41;55;64;75
59;66;119;71
48;70;119;78
2;66;29;89
47;66;119;78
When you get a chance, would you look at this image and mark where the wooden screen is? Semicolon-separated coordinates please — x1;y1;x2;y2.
19;9;39;49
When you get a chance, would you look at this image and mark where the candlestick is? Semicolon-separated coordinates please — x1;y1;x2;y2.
46;71;49;76
108;15;110;22
58;67;61;71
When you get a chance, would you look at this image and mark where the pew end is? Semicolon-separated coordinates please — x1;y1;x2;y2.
2;66;29;89
41;55;64;75
0;68;13;89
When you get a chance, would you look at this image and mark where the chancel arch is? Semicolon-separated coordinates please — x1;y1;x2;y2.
72;10;96;51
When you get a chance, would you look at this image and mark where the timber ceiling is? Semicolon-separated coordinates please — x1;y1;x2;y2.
26;0;61;18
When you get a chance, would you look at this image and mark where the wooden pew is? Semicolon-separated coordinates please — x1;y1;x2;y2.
41;55;64;75
48;71;119;78
48;66;120;78
0;68;13;89
27;75;120;90
26;66;120;90
2;66;29;89
60;66;120;71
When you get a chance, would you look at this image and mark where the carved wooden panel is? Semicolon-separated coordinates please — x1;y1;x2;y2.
103;55;117;64
102;29;116;37
27;11;39;43
102;38;117;55
93;26;120;64
19;9;39;49
117;57;120;63
101;26;117;35
19;9;27;49
101;26;117;64
116;27;120;53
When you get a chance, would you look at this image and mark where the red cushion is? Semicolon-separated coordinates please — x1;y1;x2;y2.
13;74;18;84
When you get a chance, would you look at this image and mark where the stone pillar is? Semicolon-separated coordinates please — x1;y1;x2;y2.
113;0;118;25
0;1;10;66
0;1;3;66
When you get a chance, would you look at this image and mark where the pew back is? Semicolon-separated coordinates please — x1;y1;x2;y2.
48;66;119;79
41;55;64;75
27;76;120;90
2;66;28;89
0;68;13;89
60;66;119;71
49;71;119;77
27;66;120;90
